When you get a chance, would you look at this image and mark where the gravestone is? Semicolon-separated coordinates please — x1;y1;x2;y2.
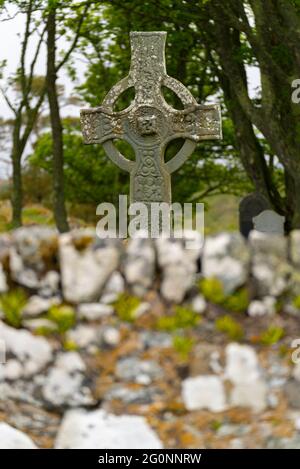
253;209;285;235
80;31;222;213
239;192;270;238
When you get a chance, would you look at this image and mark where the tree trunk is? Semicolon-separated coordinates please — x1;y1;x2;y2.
46;9;69;233
11;144;23;228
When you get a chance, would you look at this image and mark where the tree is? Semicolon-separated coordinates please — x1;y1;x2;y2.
87;0;297;228
0;0;47;227
45;0;92;232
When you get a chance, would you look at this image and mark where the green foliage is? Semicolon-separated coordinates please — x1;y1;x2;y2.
114;292;141;323
260;326;285;346
292;295;300;310
199;277;249;313
223;288;250;314
63;339;79;351
173;335;195;360
156;305;200;332
199;277;226;304
0;289;27;328
215;315;244;341
47;304;76;333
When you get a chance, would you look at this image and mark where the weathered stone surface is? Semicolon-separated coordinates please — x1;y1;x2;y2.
66;325;99;349
225;343;262;384
248;296;276;317
9;226;58;289
290;230;300;268
182;375;227;412
100;271;125;304
253;210;285;235
123;238;155;296
0;263;8;293
77;303;114;320
284;379;300;409
116;357;162;385
55;409;163;449
80;31;221;217
190;294;207;314
22;318;58;333
0;423;37;449
104;385;161;405
250;231;290;297
59;231;121;303
0;321;52;376
22;295;60;318
156;238;197;302
42;352;94;408
38;270;60;297
225;343;268;411
101;326;121;347
229;381;267;412
202;233;250;293
1;359;23;381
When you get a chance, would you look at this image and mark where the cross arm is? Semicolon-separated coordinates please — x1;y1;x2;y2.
166;104;222;143
80;107;126;145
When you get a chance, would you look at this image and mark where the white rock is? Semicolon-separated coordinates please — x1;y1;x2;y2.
101;272;124;304
67;325;99;348
0;263;8;293
10;226;58;289
290;230;300;268
42;352;93;408
77;303;114;320
22;295;60;317
22;318;58;332
156;238;198;303
59;231;120;303
38;270;60;297
55;409;163;449
102;327;121;347
124;238;155;296
230;381;268;412
249;231;289;297
292;362;300;382
116;357;162;383
225;343;261;384
0;321;52;376
55;352;86;373
191;294;207;314
2;359;23;380
134;302;150;318
0;423;37;449
248;296;276;317
182;375;227;412
202;233;249;294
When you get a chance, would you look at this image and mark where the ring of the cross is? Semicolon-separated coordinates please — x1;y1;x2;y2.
102;75;198;173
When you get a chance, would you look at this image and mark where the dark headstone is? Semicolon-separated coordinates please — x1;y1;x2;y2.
239;192;270;238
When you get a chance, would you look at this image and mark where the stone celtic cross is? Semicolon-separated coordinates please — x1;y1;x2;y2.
80;31;222;207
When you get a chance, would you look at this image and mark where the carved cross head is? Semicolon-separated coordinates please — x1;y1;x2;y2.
80;31;222;205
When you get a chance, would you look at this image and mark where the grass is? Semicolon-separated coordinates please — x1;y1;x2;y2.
204;194;239;235
114;292;141;322
0;288;28;327
47;304;76;333
260;326;285;346
199;277;250;313
156;305;200;332
215;315;244;341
